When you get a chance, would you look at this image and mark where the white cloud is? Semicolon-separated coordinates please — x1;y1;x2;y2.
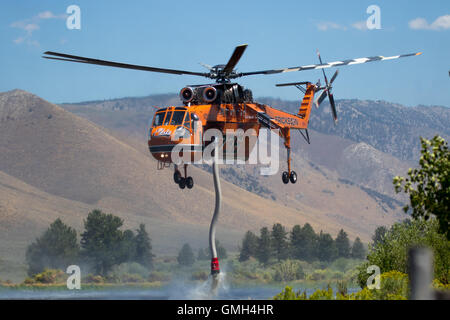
10;11;67;46
409;14;450;30
316;22;347;31
351;21;368;31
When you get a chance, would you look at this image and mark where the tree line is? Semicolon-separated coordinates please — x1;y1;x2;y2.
239;223;366;265
26;209;154;276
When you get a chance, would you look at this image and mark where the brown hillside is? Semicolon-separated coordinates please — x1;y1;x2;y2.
0;90;405;269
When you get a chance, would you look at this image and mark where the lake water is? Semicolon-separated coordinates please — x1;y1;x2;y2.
0;275;360;300
0;281;358;300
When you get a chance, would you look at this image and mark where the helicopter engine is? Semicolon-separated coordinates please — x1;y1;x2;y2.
203;86;217;103
179;83;253;105
180;86;194;103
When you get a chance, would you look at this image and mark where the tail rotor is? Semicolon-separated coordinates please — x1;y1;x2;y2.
314;50;339;124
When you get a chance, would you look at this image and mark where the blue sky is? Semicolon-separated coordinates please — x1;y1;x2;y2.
1;0;449;107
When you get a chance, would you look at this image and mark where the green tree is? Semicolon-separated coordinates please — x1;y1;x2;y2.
80;209;125;275
358;218;449;286
335;229;351;258
239;231;259;262
177;243;195;266
26;218;79;275
393;135;449;240
134;224;155;269
290;223;318;262
271;223;289;261
372;226;388;246
317;231;337;262
351;237;366;259
256;227;272;265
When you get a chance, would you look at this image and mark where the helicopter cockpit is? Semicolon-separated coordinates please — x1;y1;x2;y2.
152;107;192;128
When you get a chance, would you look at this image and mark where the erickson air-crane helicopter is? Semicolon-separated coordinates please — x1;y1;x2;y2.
43;45;422;189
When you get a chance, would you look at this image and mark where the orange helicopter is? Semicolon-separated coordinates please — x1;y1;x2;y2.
43;45;422;189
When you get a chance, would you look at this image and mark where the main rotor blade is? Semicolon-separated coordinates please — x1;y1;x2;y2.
223;44;247;74
317;49;329;87
240;52;422;77
43;51;209;77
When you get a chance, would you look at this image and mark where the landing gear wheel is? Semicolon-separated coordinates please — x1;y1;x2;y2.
186;176;194;189
174;171;182;184
282;171;290;184
179;177;186;189
289;171;297;184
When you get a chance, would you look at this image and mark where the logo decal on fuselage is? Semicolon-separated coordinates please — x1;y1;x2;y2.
153;128;172;136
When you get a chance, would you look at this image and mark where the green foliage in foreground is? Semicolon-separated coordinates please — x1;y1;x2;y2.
393;135;449;240
357;218;449;287
274;271;410;300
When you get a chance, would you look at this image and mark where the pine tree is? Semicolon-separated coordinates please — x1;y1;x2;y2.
177;243;195;266
335;229;351;258
372;226;387;246
351;237;366;259
239;231;258;262
80;209;125;275
271;223;289;261
256;227;272;265
317;231;337;262
26;218;79;275
290;223;318;262
134;224;155;269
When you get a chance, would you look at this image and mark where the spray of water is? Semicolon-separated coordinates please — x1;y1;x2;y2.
166;271;229;300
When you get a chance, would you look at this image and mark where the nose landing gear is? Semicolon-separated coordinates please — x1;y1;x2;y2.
174;164;194;189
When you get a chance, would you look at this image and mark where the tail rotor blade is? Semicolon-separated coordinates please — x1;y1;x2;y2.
315;90;327;108
328;93;338;123
317;49;329;86
330;69;339;84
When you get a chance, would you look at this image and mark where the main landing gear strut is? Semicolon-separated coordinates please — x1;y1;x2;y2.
281;129;298;184
174;164;194;189
282;147;297;184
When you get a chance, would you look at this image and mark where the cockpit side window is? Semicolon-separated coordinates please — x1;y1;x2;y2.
153;112;165;127
163;111;172;126
170;111;185;125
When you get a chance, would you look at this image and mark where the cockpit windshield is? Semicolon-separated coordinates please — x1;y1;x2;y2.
153;112;165;126
170;111;186;125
